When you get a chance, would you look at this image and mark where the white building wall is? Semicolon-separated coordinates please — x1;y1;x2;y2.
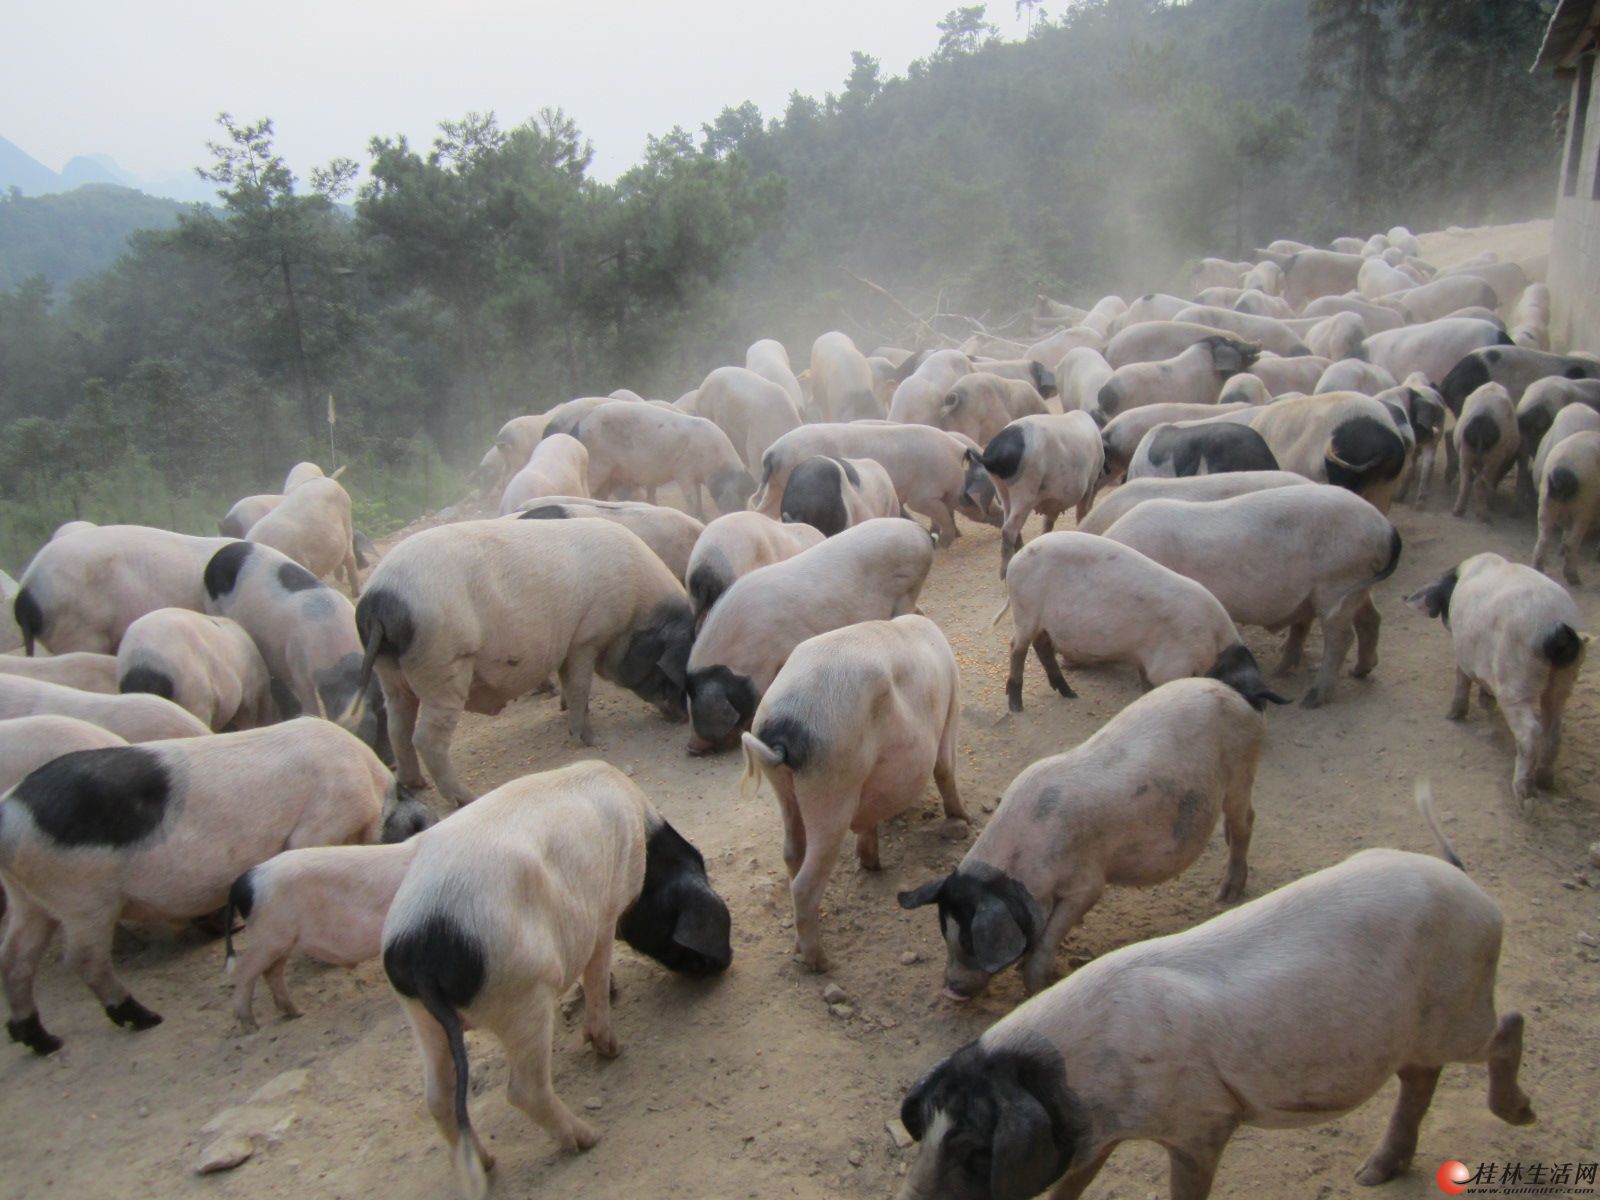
1552;54;1600;355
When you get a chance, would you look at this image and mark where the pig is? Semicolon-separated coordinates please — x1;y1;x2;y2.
219;494;283;539
1530;401;1600;486
1056;346;1114;411
0;715;125;794
1107;293;1191;334
203;541;387;755
1250;392;1410;510
1408;554;1586;804
980;412;1104;576
114;607;275;731
810;330;880;421
1216;372;1272;406
1076;470;1312;536
1247;353;1332;396
1509;283;1551;350
248;476;361;594
357;519;693;804
997;532;1280;707
1126;420;1280;480
1389;274;1500;323
574;401;756;518
382;762;730;1198
223;838;422;1031
14;525;234;655
1514;376;1600;490
476;414;549;496
0;717;425;1054
895;844;1533;1200
541;396;614;439
754;423;994;544
695;365;804;469
1234;289;1294;319
938;372;1050;447
1189;257;1250;291
1303;312;1368;361
739;615;966;969
685;511;825;625
1095;338;1259;418
1440;345;1600;416
965;359;1056;401
744;338;805;412
0;651;119;693
1097;403;1255;482
779;456;904;536
1102;322;1247;370
1195;286;1247;309
1436;259;1529;307
496;432;589;515
283;461;337;491
0;674;208;742
1025;327;1106;374
1078;296;1127;338
1381;376;1451;505
1533;431;1600;584
1300;293;1405;332
515;497;704;583
1170;305;1311;357
1241;259;1283;295
899;669;1276;999
1104;485;1402;706
1358;256;1416;299
1259;246;1365;308
1315;359;1399;396
1452;382;1520;520
1363;318;1511;393
685;518;933;751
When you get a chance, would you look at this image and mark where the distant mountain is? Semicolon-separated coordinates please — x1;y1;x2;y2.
0;134;60;194
0;185;195;292
59;153;139;189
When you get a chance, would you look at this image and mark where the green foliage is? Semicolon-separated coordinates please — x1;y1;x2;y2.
0;0;1564;575
0;185;190;291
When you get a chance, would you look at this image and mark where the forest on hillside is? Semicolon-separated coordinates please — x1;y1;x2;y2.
0;0;1563;572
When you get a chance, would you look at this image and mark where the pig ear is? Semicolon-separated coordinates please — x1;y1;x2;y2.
897;878;944;909
899;1063;941;1142
971;896;1028;974
990;1083;1063;1200
699;689;739;733
672;898;728;961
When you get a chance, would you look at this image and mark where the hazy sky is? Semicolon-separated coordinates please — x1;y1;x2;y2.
3;1;1030;193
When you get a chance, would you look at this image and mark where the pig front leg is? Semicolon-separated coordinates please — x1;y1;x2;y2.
1047;1145;1116;1199
1354;1064;1441;1186
558;646;599;746
580;932;619;1059
1163;1122;1237;1200
503;998;600;1151
1022;880;1103;995
1275;619;1311;675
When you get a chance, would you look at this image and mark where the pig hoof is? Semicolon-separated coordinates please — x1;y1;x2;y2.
7;1015;63;1056
565;1121;601;1152
1446;703;1468;721
586;1030;620;1059
1354;1157;1404;1186
1300;690;1328;710
105;997;163;1031
234;1016;259;1034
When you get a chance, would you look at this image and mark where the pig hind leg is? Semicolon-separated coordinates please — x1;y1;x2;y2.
1486;1012;1535;1125
60;911;162;1031
1502;698;1543;804
381;673;426;789
407;1004;494;1178
2;893;64;1053
789;803;851;972
1536;670;1577;788
502;1000;600;1151
933;701;967;820
1304;590;1368;708
1217;777;1256;903
1350;597;1381;678
1353;1065;1442;1185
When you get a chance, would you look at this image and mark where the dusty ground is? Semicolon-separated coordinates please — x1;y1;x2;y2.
5;227;1597;1200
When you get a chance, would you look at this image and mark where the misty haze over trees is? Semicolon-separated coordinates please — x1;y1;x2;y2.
0;0;1560;571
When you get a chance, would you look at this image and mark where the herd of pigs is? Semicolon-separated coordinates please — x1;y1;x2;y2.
0;222;1596;1200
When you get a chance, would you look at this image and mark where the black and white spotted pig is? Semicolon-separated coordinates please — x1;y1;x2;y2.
896;845;1533;1200
1125;419;1280;480
778;455;905;536
0;717;428;1055
899;665;1279;999
382;761;730;1199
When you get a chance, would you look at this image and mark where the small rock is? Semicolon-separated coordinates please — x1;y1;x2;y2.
981;800;997;814
196;1134;254;1175
135;1101;150;1119
1589;841;1600;869
583;1096;604;1111
829;1004;855;1020
1577;932;1600;949
848;1149;864;1167
822;983;849;1005
248;1068;310;1105
900;950;921;966
886;1119;915;1150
